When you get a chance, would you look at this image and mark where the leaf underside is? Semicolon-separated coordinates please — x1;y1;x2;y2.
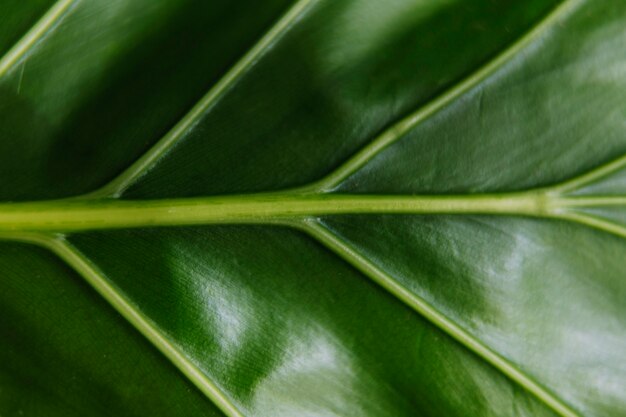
1;1;626;417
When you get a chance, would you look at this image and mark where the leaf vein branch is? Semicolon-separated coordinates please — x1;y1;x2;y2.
0;0;75;78
300;0;582;192
88;0;317;198
25;234;245;417
295;219;582;417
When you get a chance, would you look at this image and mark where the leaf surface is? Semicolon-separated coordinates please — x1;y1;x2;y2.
1;1;625;416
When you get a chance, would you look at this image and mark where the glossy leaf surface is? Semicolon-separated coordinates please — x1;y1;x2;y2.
1;1;625;416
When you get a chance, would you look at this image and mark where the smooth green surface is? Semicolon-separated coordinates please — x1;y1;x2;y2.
1;0;626;416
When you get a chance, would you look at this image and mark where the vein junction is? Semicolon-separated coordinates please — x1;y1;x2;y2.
1;154;626;239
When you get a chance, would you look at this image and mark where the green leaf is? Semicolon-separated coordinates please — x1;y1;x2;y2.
0;0;624;416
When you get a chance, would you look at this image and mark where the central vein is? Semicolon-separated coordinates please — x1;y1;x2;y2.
0;191;557;232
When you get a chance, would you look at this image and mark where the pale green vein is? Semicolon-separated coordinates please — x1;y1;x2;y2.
2;151;626;238
0;230;245;417
551;153;626;194
0;0;75;77
296;219;582;417
299;0;582;193
0;231;62;246
0;186;626;241
35;235;245;417
0;191;549;232
554;196;626;207
88;0;317;199
0;231;245;416
557;211;626;240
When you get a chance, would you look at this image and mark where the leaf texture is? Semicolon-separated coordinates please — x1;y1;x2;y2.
1;1;625;416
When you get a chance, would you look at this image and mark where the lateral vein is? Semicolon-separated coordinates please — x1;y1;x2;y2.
550;153;626;194
40;236;245;417
301;0;582;192
296;219;582;417
89;0;317;198
557;211;626;239
0;0;75;78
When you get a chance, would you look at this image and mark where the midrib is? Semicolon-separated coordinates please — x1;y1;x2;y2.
0;187;625;239
0;191;543;231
